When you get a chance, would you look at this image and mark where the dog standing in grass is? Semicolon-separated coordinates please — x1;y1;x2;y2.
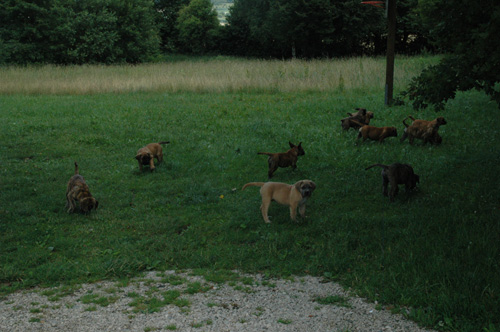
365;163;419;201
242;180;316;223
135;141;170;172
341;108;374;131
401;116;446;145
357;125;398;142
258;141;305;178
66;162;99;213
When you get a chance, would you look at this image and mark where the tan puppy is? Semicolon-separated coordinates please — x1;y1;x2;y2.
258;141;305;178
135;141;170;172
66;162;98;213
242;180;316;223
401;116;446;145
357;125;397;142
341;108;374;131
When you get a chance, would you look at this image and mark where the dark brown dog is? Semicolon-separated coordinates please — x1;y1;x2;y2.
66;162;99;213
357;125;397;142
341;108;374;131
365;163;419;201
401;116;446;145
242;180;316;223
135;141;170;172
258;141;305;178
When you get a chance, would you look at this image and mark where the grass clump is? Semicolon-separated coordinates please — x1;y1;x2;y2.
315;295;352;308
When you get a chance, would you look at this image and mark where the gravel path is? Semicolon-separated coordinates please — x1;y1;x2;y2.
0;270;434;332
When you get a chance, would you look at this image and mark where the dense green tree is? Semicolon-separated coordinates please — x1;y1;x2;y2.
403;0;500;109
154;0;190;52
176;0;220;54
0;0;160;64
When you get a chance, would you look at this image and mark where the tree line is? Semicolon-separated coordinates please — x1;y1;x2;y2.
1;0;498;109
0;0;429;64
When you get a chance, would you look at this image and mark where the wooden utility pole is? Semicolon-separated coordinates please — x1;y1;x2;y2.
385;0;396;105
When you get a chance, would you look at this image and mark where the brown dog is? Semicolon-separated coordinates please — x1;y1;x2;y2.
401;116;446;145
258;141;305;178
66;162;98;213
135;141;170;172
341;108;374;130
242;180;316;223
365;163;419;201
357;125;397;142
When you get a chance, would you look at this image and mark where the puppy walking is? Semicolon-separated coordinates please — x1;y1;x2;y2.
340;108;374;131
258;141;305;178
66;162;99;213
242;180;316;223
357;125;398;142
365;163;419;201
401;116;446;145
135;141;170;172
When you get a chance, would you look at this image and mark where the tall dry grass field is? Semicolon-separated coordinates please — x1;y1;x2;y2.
0;56;437;95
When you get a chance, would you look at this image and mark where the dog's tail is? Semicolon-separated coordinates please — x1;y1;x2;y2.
257;152;273;156
242;182;266;190
402;115;416;128
158;141;170;145
365;163;389;171
74;162;79;175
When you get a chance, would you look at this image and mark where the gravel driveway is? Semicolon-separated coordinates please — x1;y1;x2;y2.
0;270;434;332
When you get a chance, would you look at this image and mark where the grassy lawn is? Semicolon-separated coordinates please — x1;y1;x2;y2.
0;57;499;331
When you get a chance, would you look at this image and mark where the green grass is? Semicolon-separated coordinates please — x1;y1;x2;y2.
0;58;499;332
315;295;352;308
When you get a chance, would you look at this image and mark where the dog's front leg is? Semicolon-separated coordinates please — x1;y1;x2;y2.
298;203;306;219
149;158;155;172
66;195;76;213
289;202;298;221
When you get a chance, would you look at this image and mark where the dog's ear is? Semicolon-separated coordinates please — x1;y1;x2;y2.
289;141;295;148
298;142;302;147
294;181;303;191
135;154;141;161
309;181;316;190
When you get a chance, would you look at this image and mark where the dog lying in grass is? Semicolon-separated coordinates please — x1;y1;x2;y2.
365;163;419;201
341;108;374;131
66;162;99;213
401;116;446;145
135;141;170;172
242;180;316;223
357;125;397;142
258;141;305;178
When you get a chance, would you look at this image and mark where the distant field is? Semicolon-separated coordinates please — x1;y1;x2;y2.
0;56;437;95
1;56;499;332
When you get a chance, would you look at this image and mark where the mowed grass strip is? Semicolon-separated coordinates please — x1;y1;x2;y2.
0;59;499;332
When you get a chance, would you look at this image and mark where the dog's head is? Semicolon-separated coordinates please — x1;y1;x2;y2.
436;117;447;126
289;141;305;156
295;180;316;198
80;197;98;213
365;111;374;121
135;152;152;165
